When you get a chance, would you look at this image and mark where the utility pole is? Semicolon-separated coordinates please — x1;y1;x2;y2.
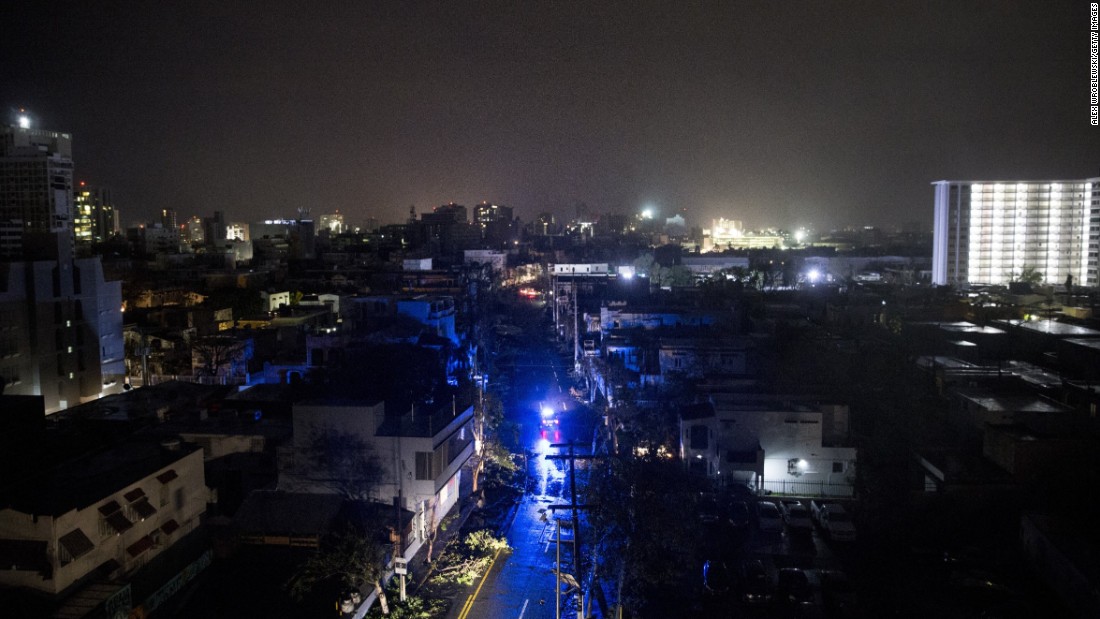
547;442;599;619
553;267;559;336
572;266;580;374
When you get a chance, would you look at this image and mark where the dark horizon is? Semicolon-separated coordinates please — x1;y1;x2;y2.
3;1;1097;231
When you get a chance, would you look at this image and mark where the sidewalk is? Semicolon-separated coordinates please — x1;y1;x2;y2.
409;491;485;592
351;460;516;617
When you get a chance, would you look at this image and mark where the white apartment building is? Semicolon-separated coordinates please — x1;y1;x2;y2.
279;400;474;551
0;440;206;596
932;179;1100;287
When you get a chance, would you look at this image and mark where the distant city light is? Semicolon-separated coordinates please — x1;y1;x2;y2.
17;115;31;129
641;208;654;219
794;230;805;243
807;269;821;283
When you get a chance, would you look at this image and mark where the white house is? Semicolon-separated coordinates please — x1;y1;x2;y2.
680;398;857;497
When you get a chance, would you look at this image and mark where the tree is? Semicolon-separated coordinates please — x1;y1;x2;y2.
287;526;389;614
192;335;246;377
632;253;655;279
653;264;694;288
470;390;512;493
423;509;457;564
429;530;510;586
299;427;384;501
586;454;700;614
1012;265;1043;285
366;592;446;619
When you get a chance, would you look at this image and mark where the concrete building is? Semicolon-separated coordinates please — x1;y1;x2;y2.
318;210;345;234
72;183;119;251
0;253;125;413
680;397;857;497
278;400;474;555
0;438;206;597
463;249;506;274
0;118;74;260
131;223;182;255
932;179;1100;287
183;216;204;245
704;219;784;251
680;255;750;278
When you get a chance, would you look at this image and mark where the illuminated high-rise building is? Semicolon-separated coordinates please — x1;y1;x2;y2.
184;216;205;244
932;179;1100;287
474;201;512;228
73;183;119;250
0;114;124;412
474;201;515;244
161;208;177;230
319;210;345;234
1;115;74;260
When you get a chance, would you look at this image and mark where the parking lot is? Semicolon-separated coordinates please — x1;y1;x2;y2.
689;490;859;618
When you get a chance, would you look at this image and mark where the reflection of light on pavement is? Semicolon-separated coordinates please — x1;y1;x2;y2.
531;437;565;498
535;437;550;453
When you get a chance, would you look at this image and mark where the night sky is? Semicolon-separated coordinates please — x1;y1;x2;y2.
3;1;1097;231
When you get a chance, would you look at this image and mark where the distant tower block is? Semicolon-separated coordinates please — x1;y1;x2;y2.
932;179;1100;287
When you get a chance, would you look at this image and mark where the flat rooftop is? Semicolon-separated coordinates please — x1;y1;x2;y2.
954;389;1073;414
997;319;1100;337
1;439;201;517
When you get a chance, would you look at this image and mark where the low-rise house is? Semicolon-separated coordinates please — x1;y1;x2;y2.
680;396;857;497
658;336;753;379
982;424;1093;482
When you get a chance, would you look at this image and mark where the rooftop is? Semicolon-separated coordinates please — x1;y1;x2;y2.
954;389;1073;414
996;319;1100;337
1;439;201;517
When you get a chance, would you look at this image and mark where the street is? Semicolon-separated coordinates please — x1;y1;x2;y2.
450;303;592;619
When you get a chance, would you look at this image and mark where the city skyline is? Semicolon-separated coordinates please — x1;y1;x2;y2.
3;2;1097;230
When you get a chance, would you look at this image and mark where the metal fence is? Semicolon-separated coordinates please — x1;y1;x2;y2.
147;374;249;386
760;479;855;498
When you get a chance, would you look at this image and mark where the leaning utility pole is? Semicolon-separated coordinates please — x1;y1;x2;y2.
547;442;599;619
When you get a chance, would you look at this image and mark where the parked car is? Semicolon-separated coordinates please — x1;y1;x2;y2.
728;482;757;501
819;569;859;618
736;559;772;605
757;501;784;534
703;559;732;595
697;493;720;525
727;500;751;529
781;500;814;531
776;567;815;607
810;500;856;541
